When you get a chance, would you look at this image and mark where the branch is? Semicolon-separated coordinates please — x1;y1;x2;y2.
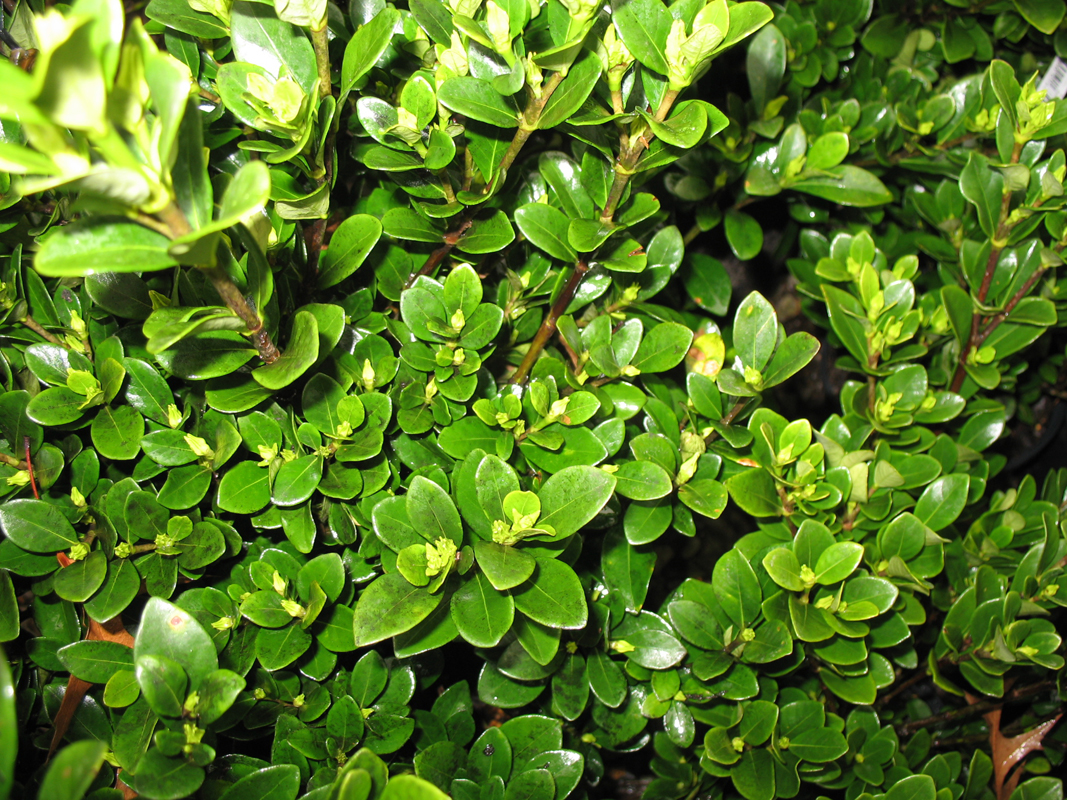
510;260;589;385
895;680;1058;736
157;203;281;364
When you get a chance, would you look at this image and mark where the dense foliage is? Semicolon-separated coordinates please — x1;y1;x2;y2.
1;0;1066;798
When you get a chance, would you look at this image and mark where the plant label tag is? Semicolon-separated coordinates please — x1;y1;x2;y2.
1038;56;1067;99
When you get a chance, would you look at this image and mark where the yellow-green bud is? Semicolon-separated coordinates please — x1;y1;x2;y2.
732;737;745;752
212;616;236;631
610;640;635;654
281;599;306;618
184;434;215;460
166;404;183;428
68;542;90;561
6;471;30;487
362;359;376;391
115;541;134;559
272;570;287;594
257;444;279;466
425;536;458;577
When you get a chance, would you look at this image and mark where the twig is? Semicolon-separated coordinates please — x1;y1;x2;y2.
157;202;281;364
404;217;474;289
896;680;1058;736
511;260;589;385
20;314;63;345
703;398;752;445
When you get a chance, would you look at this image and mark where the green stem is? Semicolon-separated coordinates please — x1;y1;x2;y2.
511;260;589;385
486;72;566;194
311;24;332;100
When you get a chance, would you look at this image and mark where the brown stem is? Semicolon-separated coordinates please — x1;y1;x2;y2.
949;143;1023;392
0;453;25;469
703;398;752;445
405;216;474;288
20;314;63;345
485;72;566;195
157;203;281;364
976;267;1048;346
601;91;681;223
511;260;589;385
876;664;929;708
895;680;1057;736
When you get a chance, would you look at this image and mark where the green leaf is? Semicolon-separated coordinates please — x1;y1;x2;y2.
1013;0;1065;33
133;748;205;800
724;210;763;261
959;152;1004;239
380;774;450;800
806;132;850;170
613;460;673;500
85;272;154;320
0;499;79;552
91;406;144;461
57;640;133;684
914;474;969;531
0;652;15;795
731;748;775;800
641;101;708;149
539;151;595;220
134;597;218;689
512;558;587;629
791;166;892;207
217;765;300;800
678;479;728;519
230;0;317;94
35;218;178;276
84;559;141;623
601;526;655;613
586;650;627;708
537;465;616;538
685;254;731;316
725;468;782;517
611;0;672;75
539;53;603;129
632;322;693;373
789;728;848;762
886;774;937;800
408;476;464;546
712;548;761;628
451;571;514;647
340;7;401;100
813;542;864;585
252;310;319;390
514;203;577;262
438;78;521;127
38;740;107;800
218;461;271;514
475;540;536;591
136;652;188;717
318;214;383;289
353;572;443;646
761;332;819;388
146;0;228;36
272;454;323;506
53;551;107;603
734;292;778;371
457;211;515;254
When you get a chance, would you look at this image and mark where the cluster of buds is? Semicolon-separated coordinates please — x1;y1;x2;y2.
665;0;728;92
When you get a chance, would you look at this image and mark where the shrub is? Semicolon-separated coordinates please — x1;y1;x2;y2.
0;0;1065;799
